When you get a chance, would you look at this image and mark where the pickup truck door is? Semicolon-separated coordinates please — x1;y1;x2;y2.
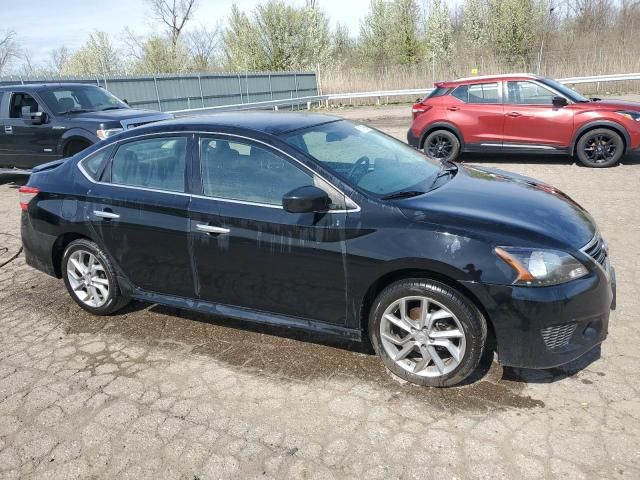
0;91;61;169
0;91;16;167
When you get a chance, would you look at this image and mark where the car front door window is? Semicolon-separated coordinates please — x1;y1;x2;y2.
506;81;557;105
200;138;315;205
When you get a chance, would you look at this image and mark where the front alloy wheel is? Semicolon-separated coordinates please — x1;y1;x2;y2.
370;279;486;387
380;296;466;377
576;128;624;167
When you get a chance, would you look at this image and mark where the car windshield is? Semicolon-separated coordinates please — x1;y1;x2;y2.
539;78;589;103
280;120;442;197
39;86;127;114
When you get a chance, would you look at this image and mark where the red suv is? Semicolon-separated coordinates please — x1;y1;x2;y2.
408;74;640;167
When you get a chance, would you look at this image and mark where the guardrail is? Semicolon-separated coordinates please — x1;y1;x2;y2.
558;73;640;85
169;72;640;115
169;95;328;116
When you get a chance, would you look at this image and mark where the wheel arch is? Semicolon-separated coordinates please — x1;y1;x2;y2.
419;122;465;150
52;232;93;278
358;268;496;348
58;129;98;157
571;120;630;156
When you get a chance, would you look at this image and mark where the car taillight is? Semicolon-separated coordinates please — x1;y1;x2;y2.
412;104;432;119
19;186;39;211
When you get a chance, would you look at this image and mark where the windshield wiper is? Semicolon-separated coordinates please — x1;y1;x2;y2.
59;109;93;115
381;190;426;200
428;161;459;190
100;106;126;111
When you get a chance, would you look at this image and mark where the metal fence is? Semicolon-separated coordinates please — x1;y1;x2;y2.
0;72;319;112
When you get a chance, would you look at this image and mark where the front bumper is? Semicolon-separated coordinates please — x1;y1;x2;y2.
462;265;615;369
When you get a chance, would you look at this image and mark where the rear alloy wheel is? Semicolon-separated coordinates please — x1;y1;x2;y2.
423;130;460;162
62;239;129;315
369;279;486;387
576;128;624;168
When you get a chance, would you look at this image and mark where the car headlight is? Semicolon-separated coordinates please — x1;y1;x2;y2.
96;128;123;140
615;111;640;121
495;247;588;286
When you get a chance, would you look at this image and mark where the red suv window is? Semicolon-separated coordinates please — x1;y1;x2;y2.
452;83;500;104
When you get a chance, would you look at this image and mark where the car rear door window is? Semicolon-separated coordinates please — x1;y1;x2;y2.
451;85;469;102
200;138;312;205
82;147;113;180
468;83;500;104
109;136;187;192
506;81;556;105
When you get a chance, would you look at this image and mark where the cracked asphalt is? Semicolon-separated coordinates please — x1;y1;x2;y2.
1;105;639;479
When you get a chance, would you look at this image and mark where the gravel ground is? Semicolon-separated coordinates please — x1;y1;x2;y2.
0;104;639;479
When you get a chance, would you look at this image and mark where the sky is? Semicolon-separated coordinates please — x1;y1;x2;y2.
2;0;371;67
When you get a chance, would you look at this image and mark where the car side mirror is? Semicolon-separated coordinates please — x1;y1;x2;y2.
282;185;331;214
21;107;46;125
123;99;130;106
552;96;568;108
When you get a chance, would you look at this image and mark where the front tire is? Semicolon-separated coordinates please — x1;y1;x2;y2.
62;239;129;315
575;128;624;167
423;129;461;162
369;279;486;387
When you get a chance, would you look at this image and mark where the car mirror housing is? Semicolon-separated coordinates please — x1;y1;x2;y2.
21;107;46;125
552;96;568;108
282;185;331;213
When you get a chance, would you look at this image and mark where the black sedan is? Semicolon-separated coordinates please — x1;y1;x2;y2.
20;113;615;387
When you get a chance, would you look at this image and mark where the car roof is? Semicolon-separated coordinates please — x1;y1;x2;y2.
130;112;344;136
0;83;101;92
437;73;541;88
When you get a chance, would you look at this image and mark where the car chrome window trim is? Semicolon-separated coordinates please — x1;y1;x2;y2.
76;130;361;214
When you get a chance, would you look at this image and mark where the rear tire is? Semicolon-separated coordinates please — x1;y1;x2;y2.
62;239;129;315
423;129;461;162
575;128;624;168
369;279;486;387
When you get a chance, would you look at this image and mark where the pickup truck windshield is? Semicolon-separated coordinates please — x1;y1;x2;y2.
280;120;441;197
39;86;127;115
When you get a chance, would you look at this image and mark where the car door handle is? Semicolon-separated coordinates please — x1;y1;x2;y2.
93;210;120;220
196;224;230;235
446;106;459;111
506;112;522;117
4;126;12;134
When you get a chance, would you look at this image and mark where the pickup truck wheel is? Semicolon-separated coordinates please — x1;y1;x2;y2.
63;140;92;158
575;128;624;168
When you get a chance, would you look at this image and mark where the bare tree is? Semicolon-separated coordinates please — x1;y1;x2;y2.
186;25;222;71
0;30;19;75
147;0;198;46
50;46;70;74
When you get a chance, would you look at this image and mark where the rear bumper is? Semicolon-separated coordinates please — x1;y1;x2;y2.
407;128;420;148
21;212;58;277
462;265;615;369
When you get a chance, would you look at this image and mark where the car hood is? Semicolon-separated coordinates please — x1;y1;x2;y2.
580;99;640;111
398;165;596;250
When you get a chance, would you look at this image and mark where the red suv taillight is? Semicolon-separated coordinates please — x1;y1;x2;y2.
19;186;40;211
412;104;432;120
